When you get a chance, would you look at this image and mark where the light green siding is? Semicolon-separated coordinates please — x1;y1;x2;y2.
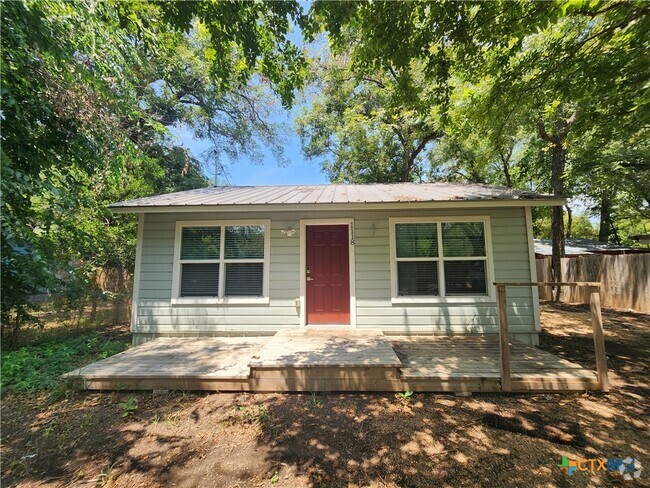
134;207;538;344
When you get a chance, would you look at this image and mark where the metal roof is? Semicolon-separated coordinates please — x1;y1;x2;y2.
534;238;639;256
110;183;563;211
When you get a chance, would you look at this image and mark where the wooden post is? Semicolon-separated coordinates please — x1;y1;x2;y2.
589;290;610;392
496;285;511;392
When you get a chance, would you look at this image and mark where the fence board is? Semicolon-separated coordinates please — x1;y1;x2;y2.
536;254;649;311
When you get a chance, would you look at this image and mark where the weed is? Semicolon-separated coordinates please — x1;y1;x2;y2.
42;423;55;439
233;402;270;425
175;390;191;401
395;390;414;402
5;458;28;476
80;413;93;430
47;377;78;402
118;397;138;417
0;332;128;393
97;462;117;487
166;411;181;425
305;392;322;409
151;413;162;426
270;471;280;483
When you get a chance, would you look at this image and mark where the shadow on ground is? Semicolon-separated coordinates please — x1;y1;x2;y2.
1;303;648;487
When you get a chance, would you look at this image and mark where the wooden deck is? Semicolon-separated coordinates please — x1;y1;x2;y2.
65;330;600;393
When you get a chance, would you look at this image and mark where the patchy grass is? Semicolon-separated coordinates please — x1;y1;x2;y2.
4;300;130;351
1;304;648;487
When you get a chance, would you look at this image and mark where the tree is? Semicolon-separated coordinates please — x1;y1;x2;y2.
426;77;532;188
309;0;649;297
296;53;444;183
1;0;307;339
156;1;308;108
462;2;649;292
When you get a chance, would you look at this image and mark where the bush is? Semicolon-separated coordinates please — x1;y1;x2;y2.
1;332;128;392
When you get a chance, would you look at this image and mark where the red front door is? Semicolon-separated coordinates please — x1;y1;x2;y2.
306;225;350;324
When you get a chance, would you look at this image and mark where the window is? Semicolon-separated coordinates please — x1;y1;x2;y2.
173;221;269;304
390;218;492;301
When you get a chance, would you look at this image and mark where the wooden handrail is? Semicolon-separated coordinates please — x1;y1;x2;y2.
496;285;511;392
589;291;610;391
493;281;600;287
494;281;609;393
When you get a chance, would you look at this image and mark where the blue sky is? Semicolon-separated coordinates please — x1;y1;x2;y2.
169;112;329;186
172;7;330;187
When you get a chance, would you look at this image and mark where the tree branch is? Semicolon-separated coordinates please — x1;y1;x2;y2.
537;119;550;142
410;131;442;162
391;126;407;147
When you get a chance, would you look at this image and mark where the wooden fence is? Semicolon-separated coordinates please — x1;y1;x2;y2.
536;253;649;312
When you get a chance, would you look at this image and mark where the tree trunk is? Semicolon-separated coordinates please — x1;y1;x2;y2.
399;131;441;182
113;266;126;323
401;153;413;182
598;192;611;242
499;148;513;187
537;107;576;302
502;160;513;187
548;137;568;302
10;312;21;348
90;299;98;322
565;205;573;239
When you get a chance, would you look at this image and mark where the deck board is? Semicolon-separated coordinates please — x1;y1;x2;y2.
392;336;597;386
65;331;600;392
249;329;402;368
65;337;265;380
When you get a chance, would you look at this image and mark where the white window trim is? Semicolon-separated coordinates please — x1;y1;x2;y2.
388;216;495;304
171;220;271;306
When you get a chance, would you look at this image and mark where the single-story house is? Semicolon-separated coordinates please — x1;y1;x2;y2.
110;183;565;347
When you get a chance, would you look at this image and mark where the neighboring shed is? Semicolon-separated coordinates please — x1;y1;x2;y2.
110;182;566;346
630;234;650;246
533;237;640;258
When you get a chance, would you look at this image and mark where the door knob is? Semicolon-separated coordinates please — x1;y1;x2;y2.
307;277;314;281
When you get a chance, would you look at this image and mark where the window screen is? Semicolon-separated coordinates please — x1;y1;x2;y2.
181;227;220;260
394;220;488;297
394;223;439;296
181;263;219;297
441;222;485;257
444;261;487;296
225;225;265;259
395;223;438;258
441;222;487;296
225;263;264;296
398;262;439;296
178;224;266;299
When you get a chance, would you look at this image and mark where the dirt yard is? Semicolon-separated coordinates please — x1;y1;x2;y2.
2;303;648;487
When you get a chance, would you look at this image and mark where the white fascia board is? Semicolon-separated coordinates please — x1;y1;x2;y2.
109;198;567;214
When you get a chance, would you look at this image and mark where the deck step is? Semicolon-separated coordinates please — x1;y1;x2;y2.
248;328;402;368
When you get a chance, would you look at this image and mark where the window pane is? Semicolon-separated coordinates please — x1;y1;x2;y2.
444;261;487;295
181;227;220;260
225;263;263;296
395;223;438;258
397;261;439;296
181;263;219;297
442;222;485;257
225;225;265;259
